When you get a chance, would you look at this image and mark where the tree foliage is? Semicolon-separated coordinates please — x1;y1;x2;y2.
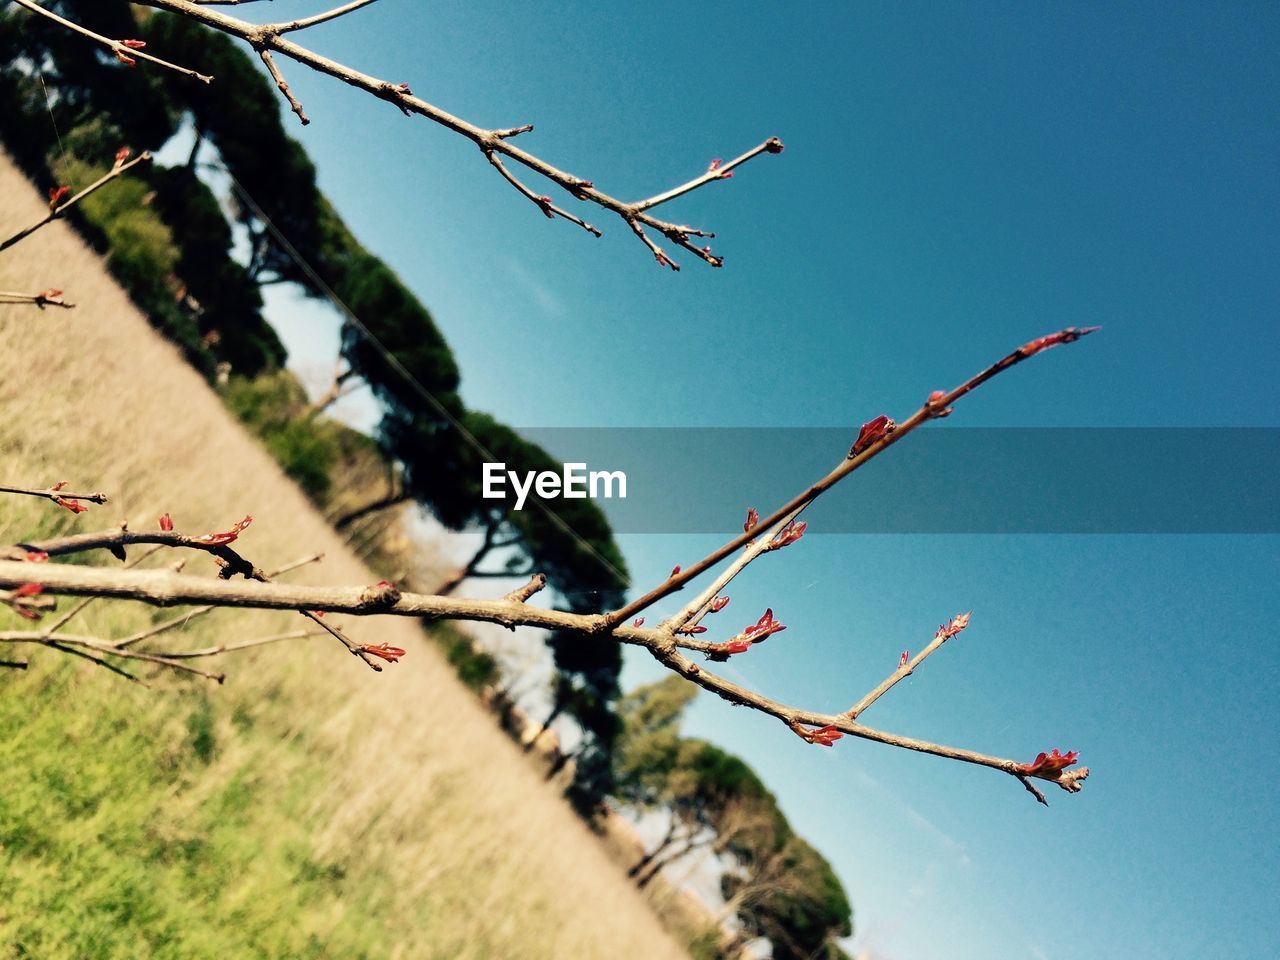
615;678;853;957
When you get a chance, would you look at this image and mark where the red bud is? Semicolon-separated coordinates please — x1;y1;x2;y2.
360;642;406;664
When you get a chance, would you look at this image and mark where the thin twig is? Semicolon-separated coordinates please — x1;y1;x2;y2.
257;49;308;124
0;150;152;254
0;631;224;681
660;513;793;635
845;614;969;720
148;628;323;659
0;290;75;309
40;544;164;635
633;139;783;212
483;148;601;237
115;546;321;649
0;482;107;509
9;2;211;82
503;573;547;604
273;0;378;35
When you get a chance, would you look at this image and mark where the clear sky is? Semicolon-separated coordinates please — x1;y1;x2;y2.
210;2;1279;958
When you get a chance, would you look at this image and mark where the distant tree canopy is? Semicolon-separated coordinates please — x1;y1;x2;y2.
615;678;854;957
725;835;853;960
0;1;284;375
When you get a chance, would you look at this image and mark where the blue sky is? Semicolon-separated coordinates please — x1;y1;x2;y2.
201;2;1279;957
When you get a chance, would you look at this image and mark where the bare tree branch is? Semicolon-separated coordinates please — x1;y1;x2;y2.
0;330;1097;801
24;0;783;268
0;558;1088;799
609;326;1100;627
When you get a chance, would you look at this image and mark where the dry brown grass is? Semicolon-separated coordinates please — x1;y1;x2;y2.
0;146;690;960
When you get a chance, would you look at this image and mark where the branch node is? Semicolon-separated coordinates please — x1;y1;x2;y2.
493;123;534;140
504;572;547;604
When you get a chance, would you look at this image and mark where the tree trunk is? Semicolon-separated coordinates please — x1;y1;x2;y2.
431;519;524;595
636;836;706;889
332;491;411;531
186;125;203;168
544;750;571;781
524;698;566;753
628;819;680;878
305;364;356;421
433;565;469;596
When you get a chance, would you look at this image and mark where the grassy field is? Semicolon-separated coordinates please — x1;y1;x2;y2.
0;147;691;960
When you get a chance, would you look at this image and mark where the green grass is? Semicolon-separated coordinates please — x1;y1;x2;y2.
1;143;691;960
0;513;392;960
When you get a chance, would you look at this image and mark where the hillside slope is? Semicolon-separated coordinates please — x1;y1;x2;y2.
0;147;689;960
